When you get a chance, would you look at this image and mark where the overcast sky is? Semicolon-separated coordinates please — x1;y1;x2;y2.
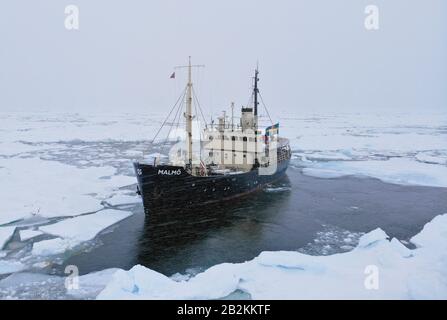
0;0;446;116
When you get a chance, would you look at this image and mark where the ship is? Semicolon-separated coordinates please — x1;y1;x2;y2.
134;57;291;214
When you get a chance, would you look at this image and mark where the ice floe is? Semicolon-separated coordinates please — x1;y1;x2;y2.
96;213;447;300
415;151;447;166
0;272;67;299
0;113;160;143
19;230;44;242
298;225;364;256
0;157;134;225
103;194;141;206
32;209;132;256
279;112;447;188
0;260;26;276
302;157;447;187
0;227;16;250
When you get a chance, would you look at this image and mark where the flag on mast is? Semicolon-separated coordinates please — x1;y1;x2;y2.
170;72;176;79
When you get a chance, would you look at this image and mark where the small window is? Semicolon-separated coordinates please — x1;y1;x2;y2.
231;136;236;141
243;137;247;142
209;152;213;157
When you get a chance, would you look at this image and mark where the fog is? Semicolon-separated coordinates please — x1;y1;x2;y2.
0;0;446;116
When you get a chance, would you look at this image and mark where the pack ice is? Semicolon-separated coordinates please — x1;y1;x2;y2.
282;112;447;187
97;214;447;300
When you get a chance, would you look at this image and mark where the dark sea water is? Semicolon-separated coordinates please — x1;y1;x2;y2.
65;164;447;277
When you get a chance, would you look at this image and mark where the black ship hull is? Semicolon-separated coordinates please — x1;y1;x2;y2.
134;158;290;214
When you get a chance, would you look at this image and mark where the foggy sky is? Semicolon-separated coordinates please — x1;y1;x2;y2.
0;0;446;116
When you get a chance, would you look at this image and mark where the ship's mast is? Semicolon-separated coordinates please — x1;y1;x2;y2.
253;67;260;167
174;57;204;168
253;68;259;130
186;57;193;166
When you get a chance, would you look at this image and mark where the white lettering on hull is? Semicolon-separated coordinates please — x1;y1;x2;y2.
158;169;182;176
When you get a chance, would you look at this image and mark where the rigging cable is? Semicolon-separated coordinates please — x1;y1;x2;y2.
162;88;187;148
258;91;274;125
193;93;203;162
151;85;188;144
192;87;208;128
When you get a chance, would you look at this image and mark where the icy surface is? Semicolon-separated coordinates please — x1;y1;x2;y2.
415;151;447;165
298;225;364;255
302;158;447;187
68;269;121;299
0;227;16;250
19;230;43;242
0;111;446;299
0;260;26;275
281;112;447;187
103;194;141;206
0;158;134;225
32;209;132;256
97;213;447;300
410;214;447;249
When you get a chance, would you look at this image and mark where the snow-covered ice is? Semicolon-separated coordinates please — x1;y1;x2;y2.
0;157;134;225
0;111;446;299
0;113;160;143
415;151;447;166
0;227;16;250
68;268;121;299
0;113;143;279
410;214;447;249
19;230;43;242
279;112;447;187
298;225;364;256
97;213;447;300
32;209;132;256
0;260;26;276
302;158;447;187
103;194;141;206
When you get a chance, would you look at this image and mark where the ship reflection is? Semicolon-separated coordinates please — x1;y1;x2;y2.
136;176;292;275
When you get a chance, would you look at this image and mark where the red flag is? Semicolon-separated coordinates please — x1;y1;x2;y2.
170;72;175;79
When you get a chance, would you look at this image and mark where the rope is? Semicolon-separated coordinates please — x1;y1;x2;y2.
151;85;188;144
258;91;274;125
162;89;186;148
193;93;203;162
192;86;208;128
